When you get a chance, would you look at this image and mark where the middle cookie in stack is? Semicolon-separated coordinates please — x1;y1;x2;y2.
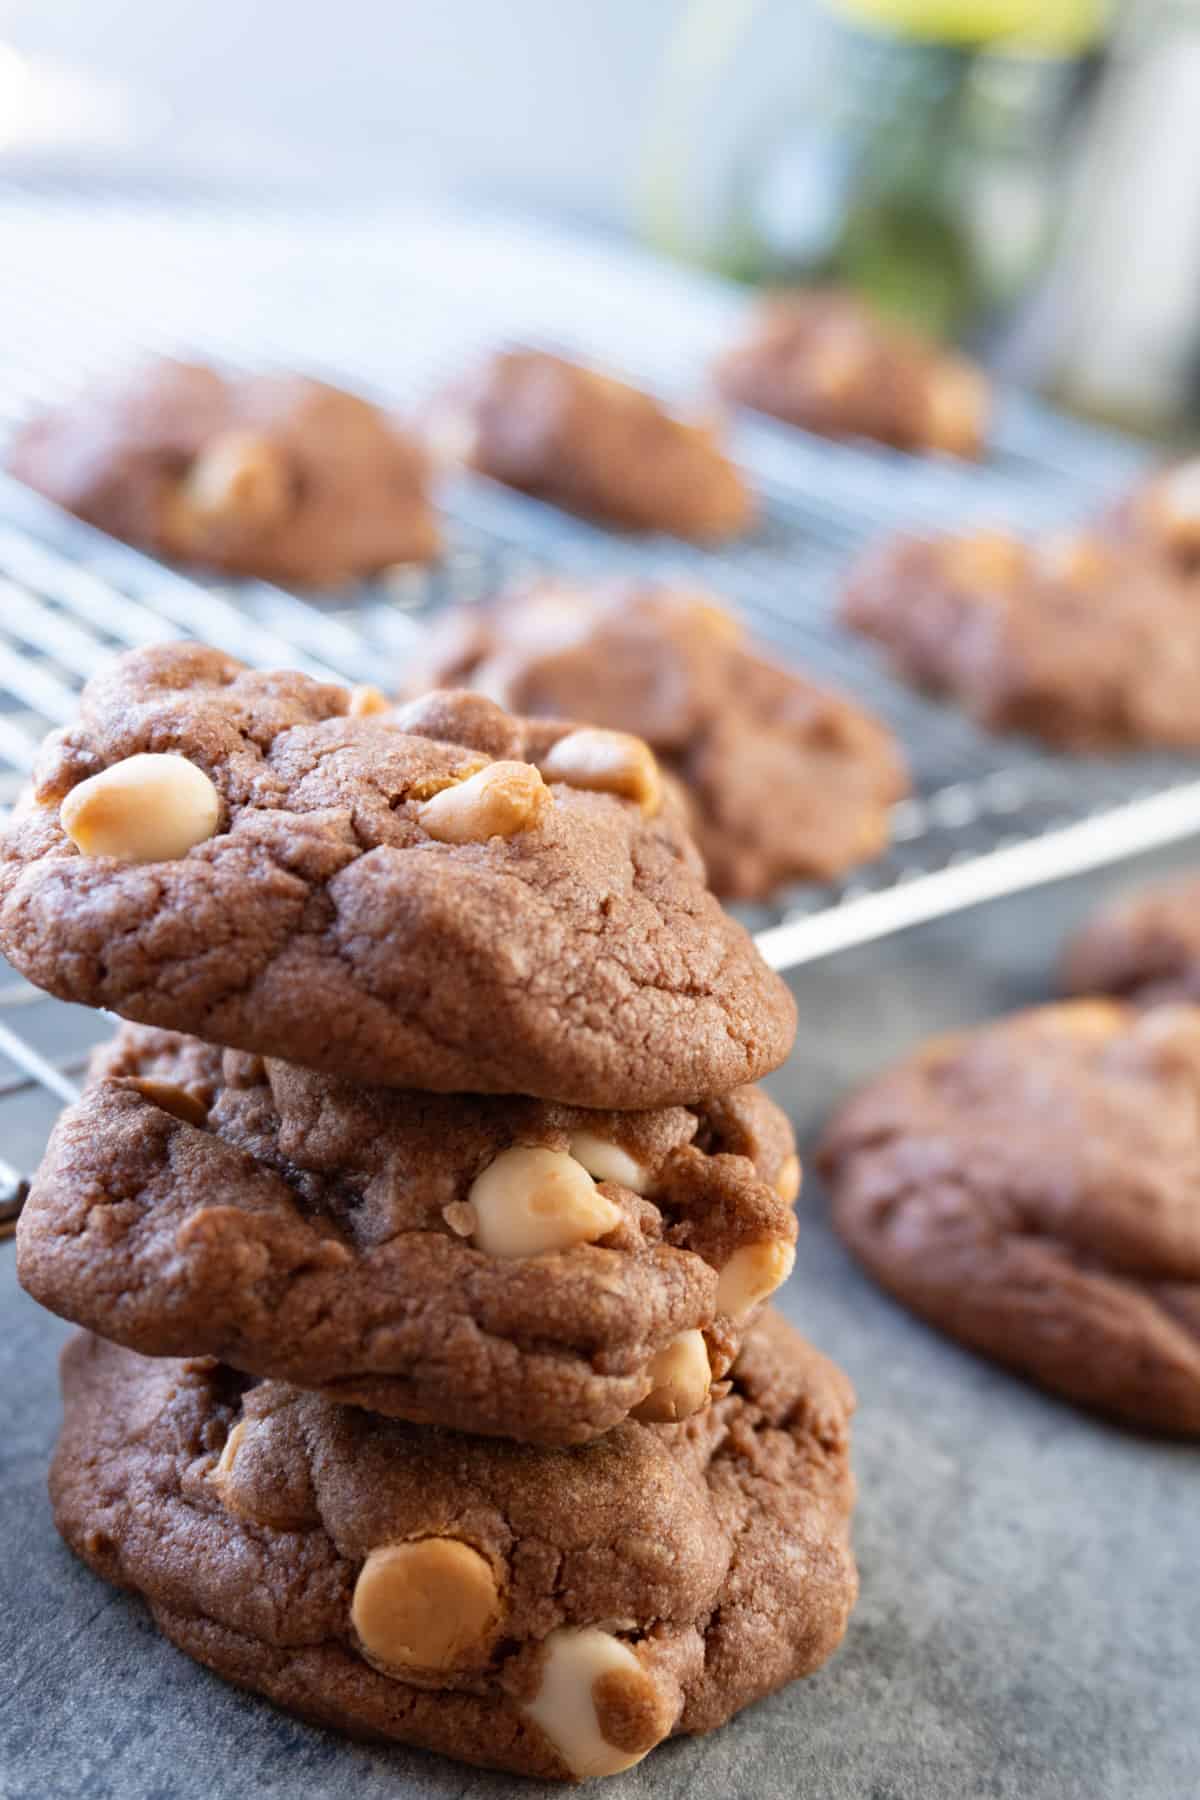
22;1026;800;1442
6;643;857;1777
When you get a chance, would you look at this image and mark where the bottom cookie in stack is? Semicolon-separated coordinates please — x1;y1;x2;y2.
52;1311;857;1782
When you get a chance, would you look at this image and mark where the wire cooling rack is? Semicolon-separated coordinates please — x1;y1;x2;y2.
0;181;1196;1208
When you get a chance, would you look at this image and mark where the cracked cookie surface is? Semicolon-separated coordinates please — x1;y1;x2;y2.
408;581;908;901
19;1023;800;1443
819;1000;1200;1433
52;1312;856;1781
0;644;795;1106
7;357;439;584
431;348;754;540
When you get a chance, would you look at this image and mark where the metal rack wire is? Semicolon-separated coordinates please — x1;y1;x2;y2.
0;182;1194;1198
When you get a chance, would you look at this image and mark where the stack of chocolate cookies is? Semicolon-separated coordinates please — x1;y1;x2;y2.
1;643;858;1781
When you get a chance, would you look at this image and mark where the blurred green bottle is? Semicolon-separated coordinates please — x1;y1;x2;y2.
642;0;1110;342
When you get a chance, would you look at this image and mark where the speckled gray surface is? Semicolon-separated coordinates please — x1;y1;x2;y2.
2;850;1199;1800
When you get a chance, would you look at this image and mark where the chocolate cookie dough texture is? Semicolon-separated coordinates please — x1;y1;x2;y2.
714;289;990;459
11;639;851;1775
53;1315;857;1780
430;347;755;540
819;1000;1200;1434
408;580;909;901
6;358;439;584
1062;875;1200;1008
19;1024;800;1443
0;643;795;1107
842;523;1200;749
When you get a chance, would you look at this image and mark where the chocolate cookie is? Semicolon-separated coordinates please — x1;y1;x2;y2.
842;526;1200;748
714;289;989;459
819;1000;1200;1433
0;644;795;1106
6;358;439;584
408;581;908;900
20;1022;800;1443
1063;877;1200;1008
430;348;754;540
52;1314;856;1780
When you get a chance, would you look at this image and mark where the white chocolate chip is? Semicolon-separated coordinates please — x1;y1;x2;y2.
567;1131;652;1195
540;728;661;816
811;332;867;400
352;1538;502;1674
715;1238;796;1320
1036;532;1109;587
208;1419;259;1521
774;1152;801;1208
417;760;548;844
210;1419;246;1492
467;1146;621;1259
60;753;221;862
1158;460;1200;535
945;530;1024;591
524;1628;661;1780
441;1200;477;1237
632;1330;711;1424
348;684;389;718
670;590;742;644
127;1077;208;1129
183;429;291;526
923;360;988;456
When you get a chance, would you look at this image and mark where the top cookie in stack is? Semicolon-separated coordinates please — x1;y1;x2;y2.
0;643;794;1106
6;642;801;1446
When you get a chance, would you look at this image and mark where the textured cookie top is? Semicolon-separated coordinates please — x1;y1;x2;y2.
6;358;439;584
53;1314;856;1780
713;289;989;459
1063;876;1200;1008
0;644;795;1105
819;1000;1200;1433
431;348;754;541
843;526;1200;749
409;581;908;900
20;1023;800;1443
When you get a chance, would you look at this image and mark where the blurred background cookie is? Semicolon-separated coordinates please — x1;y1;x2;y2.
409;580;908;900
713;289;989;458
7;357;440;584
428;347;754;540
842;521;1200;749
